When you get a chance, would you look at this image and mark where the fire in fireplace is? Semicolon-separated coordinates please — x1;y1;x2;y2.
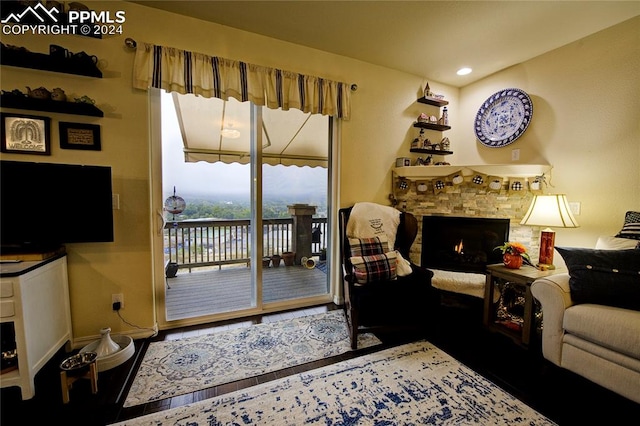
421;216;510;273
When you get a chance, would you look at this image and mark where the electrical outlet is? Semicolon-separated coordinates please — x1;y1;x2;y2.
511;149;520;161
112;194;120;210
569;202;581;216
112;293;124;309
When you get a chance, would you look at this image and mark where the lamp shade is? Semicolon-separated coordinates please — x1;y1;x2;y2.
520;194;579;228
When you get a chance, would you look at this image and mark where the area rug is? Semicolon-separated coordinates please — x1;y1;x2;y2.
113;340;555;425
123;310;381;407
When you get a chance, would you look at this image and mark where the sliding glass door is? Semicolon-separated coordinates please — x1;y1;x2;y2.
155;91;332;327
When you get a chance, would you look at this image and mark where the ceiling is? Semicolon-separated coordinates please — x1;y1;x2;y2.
131;1;639;87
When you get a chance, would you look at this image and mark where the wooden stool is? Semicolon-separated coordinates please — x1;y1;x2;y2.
60;361;98;404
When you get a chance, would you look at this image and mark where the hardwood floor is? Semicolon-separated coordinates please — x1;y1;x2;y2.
1;301;638;425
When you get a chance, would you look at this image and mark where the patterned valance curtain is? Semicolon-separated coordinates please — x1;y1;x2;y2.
133;43;351;120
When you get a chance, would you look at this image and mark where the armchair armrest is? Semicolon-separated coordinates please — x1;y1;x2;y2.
531;273;573;366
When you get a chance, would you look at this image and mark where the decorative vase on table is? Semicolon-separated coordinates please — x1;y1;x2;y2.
503;253;523;269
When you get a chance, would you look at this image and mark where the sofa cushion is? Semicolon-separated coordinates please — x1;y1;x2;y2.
595;235;639;250
350;251;397;284
615;211;640;240
556;247;640;311
564;304;640;359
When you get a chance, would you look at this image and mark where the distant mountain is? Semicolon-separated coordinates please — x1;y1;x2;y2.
167;165;327;203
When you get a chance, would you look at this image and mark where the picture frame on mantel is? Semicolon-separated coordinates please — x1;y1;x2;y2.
1;113;51;155
59;122;101;151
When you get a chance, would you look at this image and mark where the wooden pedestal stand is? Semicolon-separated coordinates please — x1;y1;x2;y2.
60;361;98;404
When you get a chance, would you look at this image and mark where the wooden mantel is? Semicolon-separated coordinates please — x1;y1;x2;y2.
393;164;552;180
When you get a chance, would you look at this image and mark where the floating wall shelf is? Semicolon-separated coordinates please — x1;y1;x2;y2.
0;94;104;117
413;122;451;132
410;148;453;156
0;48;102;78
417;97;449;107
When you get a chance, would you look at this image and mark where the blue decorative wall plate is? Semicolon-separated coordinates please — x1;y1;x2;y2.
474;88;533;147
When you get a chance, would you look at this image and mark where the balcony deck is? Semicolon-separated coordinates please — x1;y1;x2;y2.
165;263;329;321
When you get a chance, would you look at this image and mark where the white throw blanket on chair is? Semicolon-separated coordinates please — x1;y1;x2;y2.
346;202;401;249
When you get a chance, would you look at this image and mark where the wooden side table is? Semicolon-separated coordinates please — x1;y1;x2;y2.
483;264;565;348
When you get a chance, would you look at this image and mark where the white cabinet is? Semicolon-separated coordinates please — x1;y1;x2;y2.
0;255;72;399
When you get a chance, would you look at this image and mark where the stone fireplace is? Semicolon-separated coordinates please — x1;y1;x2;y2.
393;174;540;266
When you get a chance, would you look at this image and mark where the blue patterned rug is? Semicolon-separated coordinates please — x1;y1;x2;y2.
123;310;380;407
114;340;555;425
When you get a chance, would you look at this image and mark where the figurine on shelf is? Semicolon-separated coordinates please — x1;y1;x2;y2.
418;129;431;148
416;156;432;166
417;113;429;123
74;95;96;105
51;88;66;102
424;82;433;98
26;86;51;100
1;89;26;97
441;137;451;151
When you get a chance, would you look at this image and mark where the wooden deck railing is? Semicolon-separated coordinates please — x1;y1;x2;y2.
164;218;328;270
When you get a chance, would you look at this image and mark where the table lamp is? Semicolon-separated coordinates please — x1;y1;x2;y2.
520;194;579;269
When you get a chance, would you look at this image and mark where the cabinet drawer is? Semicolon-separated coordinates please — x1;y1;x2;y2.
0;300;15;317
0;281;13;298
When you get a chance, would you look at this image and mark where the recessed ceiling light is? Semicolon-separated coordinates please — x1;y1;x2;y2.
457;67;472;76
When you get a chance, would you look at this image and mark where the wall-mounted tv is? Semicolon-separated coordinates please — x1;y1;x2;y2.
1;160;114;251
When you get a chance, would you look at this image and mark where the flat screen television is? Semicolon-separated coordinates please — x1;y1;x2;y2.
1;160;114;251
421;216;510;273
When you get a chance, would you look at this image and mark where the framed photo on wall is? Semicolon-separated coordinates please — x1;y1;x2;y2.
1;113;51;155
59;122;101;151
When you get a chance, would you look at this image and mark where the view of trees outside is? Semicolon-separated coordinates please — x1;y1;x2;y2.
163;164;327;221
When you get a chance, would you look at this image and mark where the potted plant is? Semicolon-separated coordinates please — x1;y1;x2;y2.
271;254;282;268
282;251;295;266
495;242;531;269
